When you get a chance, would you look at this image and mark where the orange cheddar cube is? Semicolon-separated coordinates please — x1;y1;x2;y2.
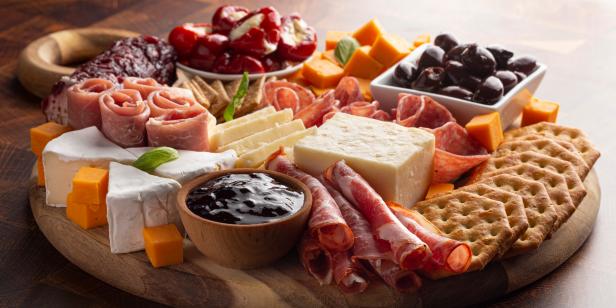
369;33;411;67
465;112;504;152
36;157;45;186
326;31;352;50
143;224;184;268
352;19;384;46
413;33;431;47
285;69;309;87
521;97;559;127
425;183;454;199
321;49;341;66
310;86;335;97
30;122;71;157
71;167;109;205
303;58;345;89
356;78;373;101
344;46;384;80
66;192;107;229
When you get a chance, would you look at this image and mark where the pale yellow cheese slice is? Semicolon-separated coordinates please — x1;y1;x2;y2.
236;127;317;168
211;109;293;150
218;119;305;156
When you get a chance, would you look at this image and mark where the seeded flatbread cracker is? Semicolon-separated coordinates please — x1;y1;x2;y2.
495;138;589;179
504;122;600;168
185;79;210;108
473;174;557;257
412;191;513;271
237;76;265;117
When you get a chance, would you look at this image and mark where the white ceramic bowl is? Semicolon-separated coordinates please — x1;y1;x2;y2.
370;44;547;128
176;56;310;81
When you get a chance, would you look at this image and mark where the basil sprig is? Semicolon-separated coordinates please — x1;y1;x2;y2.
224;71;250;122
132;147;179;173
334;36;360;65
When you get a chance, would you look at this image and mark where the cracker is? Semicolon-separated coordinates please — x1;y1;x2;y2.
477;152;586;206
473;174;557;257
494;138;589;179
412;191;513;271
185;79;210;108
504;122;600;168
237;76;265;117
474;163;575;233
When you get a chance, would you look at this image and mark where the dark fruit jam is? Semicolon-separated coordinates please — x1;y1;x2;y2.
186;173;304;225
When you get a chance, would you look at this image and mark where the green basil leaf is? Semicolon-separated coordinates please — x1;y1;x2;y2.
224;71;250;122
132;147;179;173
334;36;360;65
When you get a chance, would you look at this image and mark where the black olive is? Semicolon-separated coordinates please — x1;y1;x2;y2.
473;76;504;105
411;67;445;92
507;56;537;75
444;43;471;63
444;60;467;84
393;62;417;88
494;70;518;93
513;71;527;83
486;45;514;70
434;33;459;53
437;86;473;101
417;45;445;70
458;75;482;92
461;44;496;77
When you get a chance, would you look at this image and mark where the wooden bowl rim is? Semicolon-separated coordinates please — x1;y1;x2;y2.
176;168;313;229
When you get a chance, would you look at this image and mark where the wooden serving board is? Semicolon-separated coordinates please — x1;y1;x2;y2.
29;169;601;308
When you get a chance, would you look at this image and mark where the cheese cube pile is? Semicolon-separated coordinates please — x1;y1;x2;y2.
66;167;109;229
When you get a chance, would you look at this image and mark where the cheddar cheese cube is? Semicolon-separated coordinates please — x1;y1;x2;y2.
413;33;431;47
326;31;352;50
71;167;109;205
321;49;341;66
465;112;504;152
425;183;454;199
352;19;384;46
66;192;107;229
344;46;384;80
521;97;559;127
286;69;309;87
36;157;45;186
30;122;71;157
369;33;411;67
356;78;373;101
311;86;335;97
143;224;183;268
303;58;345;89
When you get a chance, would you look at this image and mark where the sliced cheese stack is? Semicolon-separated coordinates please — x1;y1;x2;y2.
212;106;316;168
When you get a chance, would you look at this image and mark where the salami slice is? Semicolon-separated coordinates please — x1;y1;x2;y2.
147;89;205;118
272;87;300;113
67;78;116;129
341;101;379;118
123;77;165;98
332;251;369;294
334;77;363;107
294;90;337;128
369;259;422;292
396;94;455;128
99;89;150;147
298;232;333;285
264;80;315;111
146;107;213;151
371;109;392;121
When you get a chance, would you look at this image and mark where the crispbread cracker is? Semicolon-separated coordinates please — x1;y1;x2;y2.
476;152;587;206
473;174;557;257
474;164;575;233
237;76;265;117
495;138;589;179
412;191;513;271
185;79;210;108
504;122;600;168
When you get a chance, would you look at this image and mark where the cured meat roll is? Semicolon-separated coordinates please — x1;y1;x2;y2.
67;78;115;129
324;160;430;270
123;77;166;98
294;90;337;128
99;89;150;147
334;76;363;107
298;232;333;285
396;94;455;128
332;251;369;294
263;80;315;111
146;107;214;151
147;89;205;118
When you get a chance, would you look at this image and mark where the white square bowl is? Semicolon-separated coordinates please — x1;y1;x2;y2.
370;44;547;128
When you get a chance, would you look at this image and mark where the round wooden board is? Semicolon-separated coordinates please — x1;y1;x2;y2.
29;169;601;308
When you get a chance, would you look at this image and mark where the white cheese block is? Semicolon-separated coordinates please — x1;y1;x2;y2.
126;147;237;184
107;162;182;254
42;127;136;207
211;108;293;150
293;113;435;207
217;119;306;156
216;106;275;131
236;126;316;168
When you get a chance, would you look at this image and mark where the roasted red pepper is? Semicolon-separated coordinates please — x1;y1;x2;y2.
229;6;282;57
168;23;212;57
214;54;265;74
277;14;317;61
212;5;249;35
261;53;291;72
188;34;229;71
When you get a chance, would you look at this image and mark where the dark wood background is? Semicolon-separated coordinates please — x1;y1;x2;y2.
0;0;613;307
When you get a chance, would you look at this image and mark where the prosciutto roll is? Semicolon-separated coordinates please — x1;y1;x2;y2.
332;251;369;294
146;107;213;151
323;160;430;270
67;78;115;129
298;232;333;285
99;89;150;147
123;77;165;98
265;152;354;252
147;89;205;118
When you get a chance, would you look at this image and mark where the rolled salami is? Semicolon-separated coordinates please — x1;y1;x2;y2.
146;107;214;151
298;232;333;285
147;89;205;118
67;78;115;129
99;89;150;147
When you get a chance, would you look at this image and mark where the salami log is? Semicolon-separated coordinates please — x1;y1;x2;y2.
146;107;214;151
298;232;333;285
67;78;116;129
147;89;205;118
396;94;455;128
99;89;150;147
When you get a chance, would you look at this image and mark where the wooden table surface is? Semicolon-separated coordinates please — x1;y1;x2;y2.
0;0;613;307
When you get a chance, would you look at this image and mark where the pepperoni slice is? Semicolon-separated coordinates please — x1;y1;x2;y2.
432;122;489;183
396;94;455;128
272;87;300;113
264;80;315;110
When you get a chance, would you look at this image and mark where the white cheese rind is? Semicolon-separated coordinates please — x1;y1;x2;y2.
293;113;435;207
42;127;136;207
236;126;316;168
218;119;306;156
211;109;293;150
106;162;182;254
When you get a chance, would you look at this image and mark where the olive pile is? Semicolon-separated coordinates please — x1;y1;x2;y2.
392;33;538;105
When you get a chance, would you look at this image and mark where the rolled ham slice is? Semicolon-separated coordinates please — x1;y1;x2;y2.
123;77;165;98
67;78;115;129
265;152;354;252
396;94;455;129
99;89;150;147
332;251;369;294
298;232;333;285
146;106;213;151
323;160;430;270
147;89;205;118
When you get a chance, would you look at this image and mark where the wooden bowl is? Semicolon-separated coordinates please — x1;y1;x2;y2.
176;168;312;269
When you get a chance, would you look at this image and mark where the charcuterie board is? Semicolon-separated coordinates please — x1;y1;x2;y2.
29;168;600;308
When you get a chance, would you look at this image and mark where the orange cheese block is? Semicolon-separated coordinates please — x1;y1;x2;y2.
356;78;373;101
425;183;454;199
326;31;352;50
352;19;384;46
66;192;107;229
71;166;109;205
30;122;71;157
36;157;45;186
285;69;309;87
465;112;504;152
521;97;559;127
143;224;184;268
413;33;431;48
369;33;411;67
303;58;345;89
321;49;341;66
310;85;335;97
344;46;384;80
